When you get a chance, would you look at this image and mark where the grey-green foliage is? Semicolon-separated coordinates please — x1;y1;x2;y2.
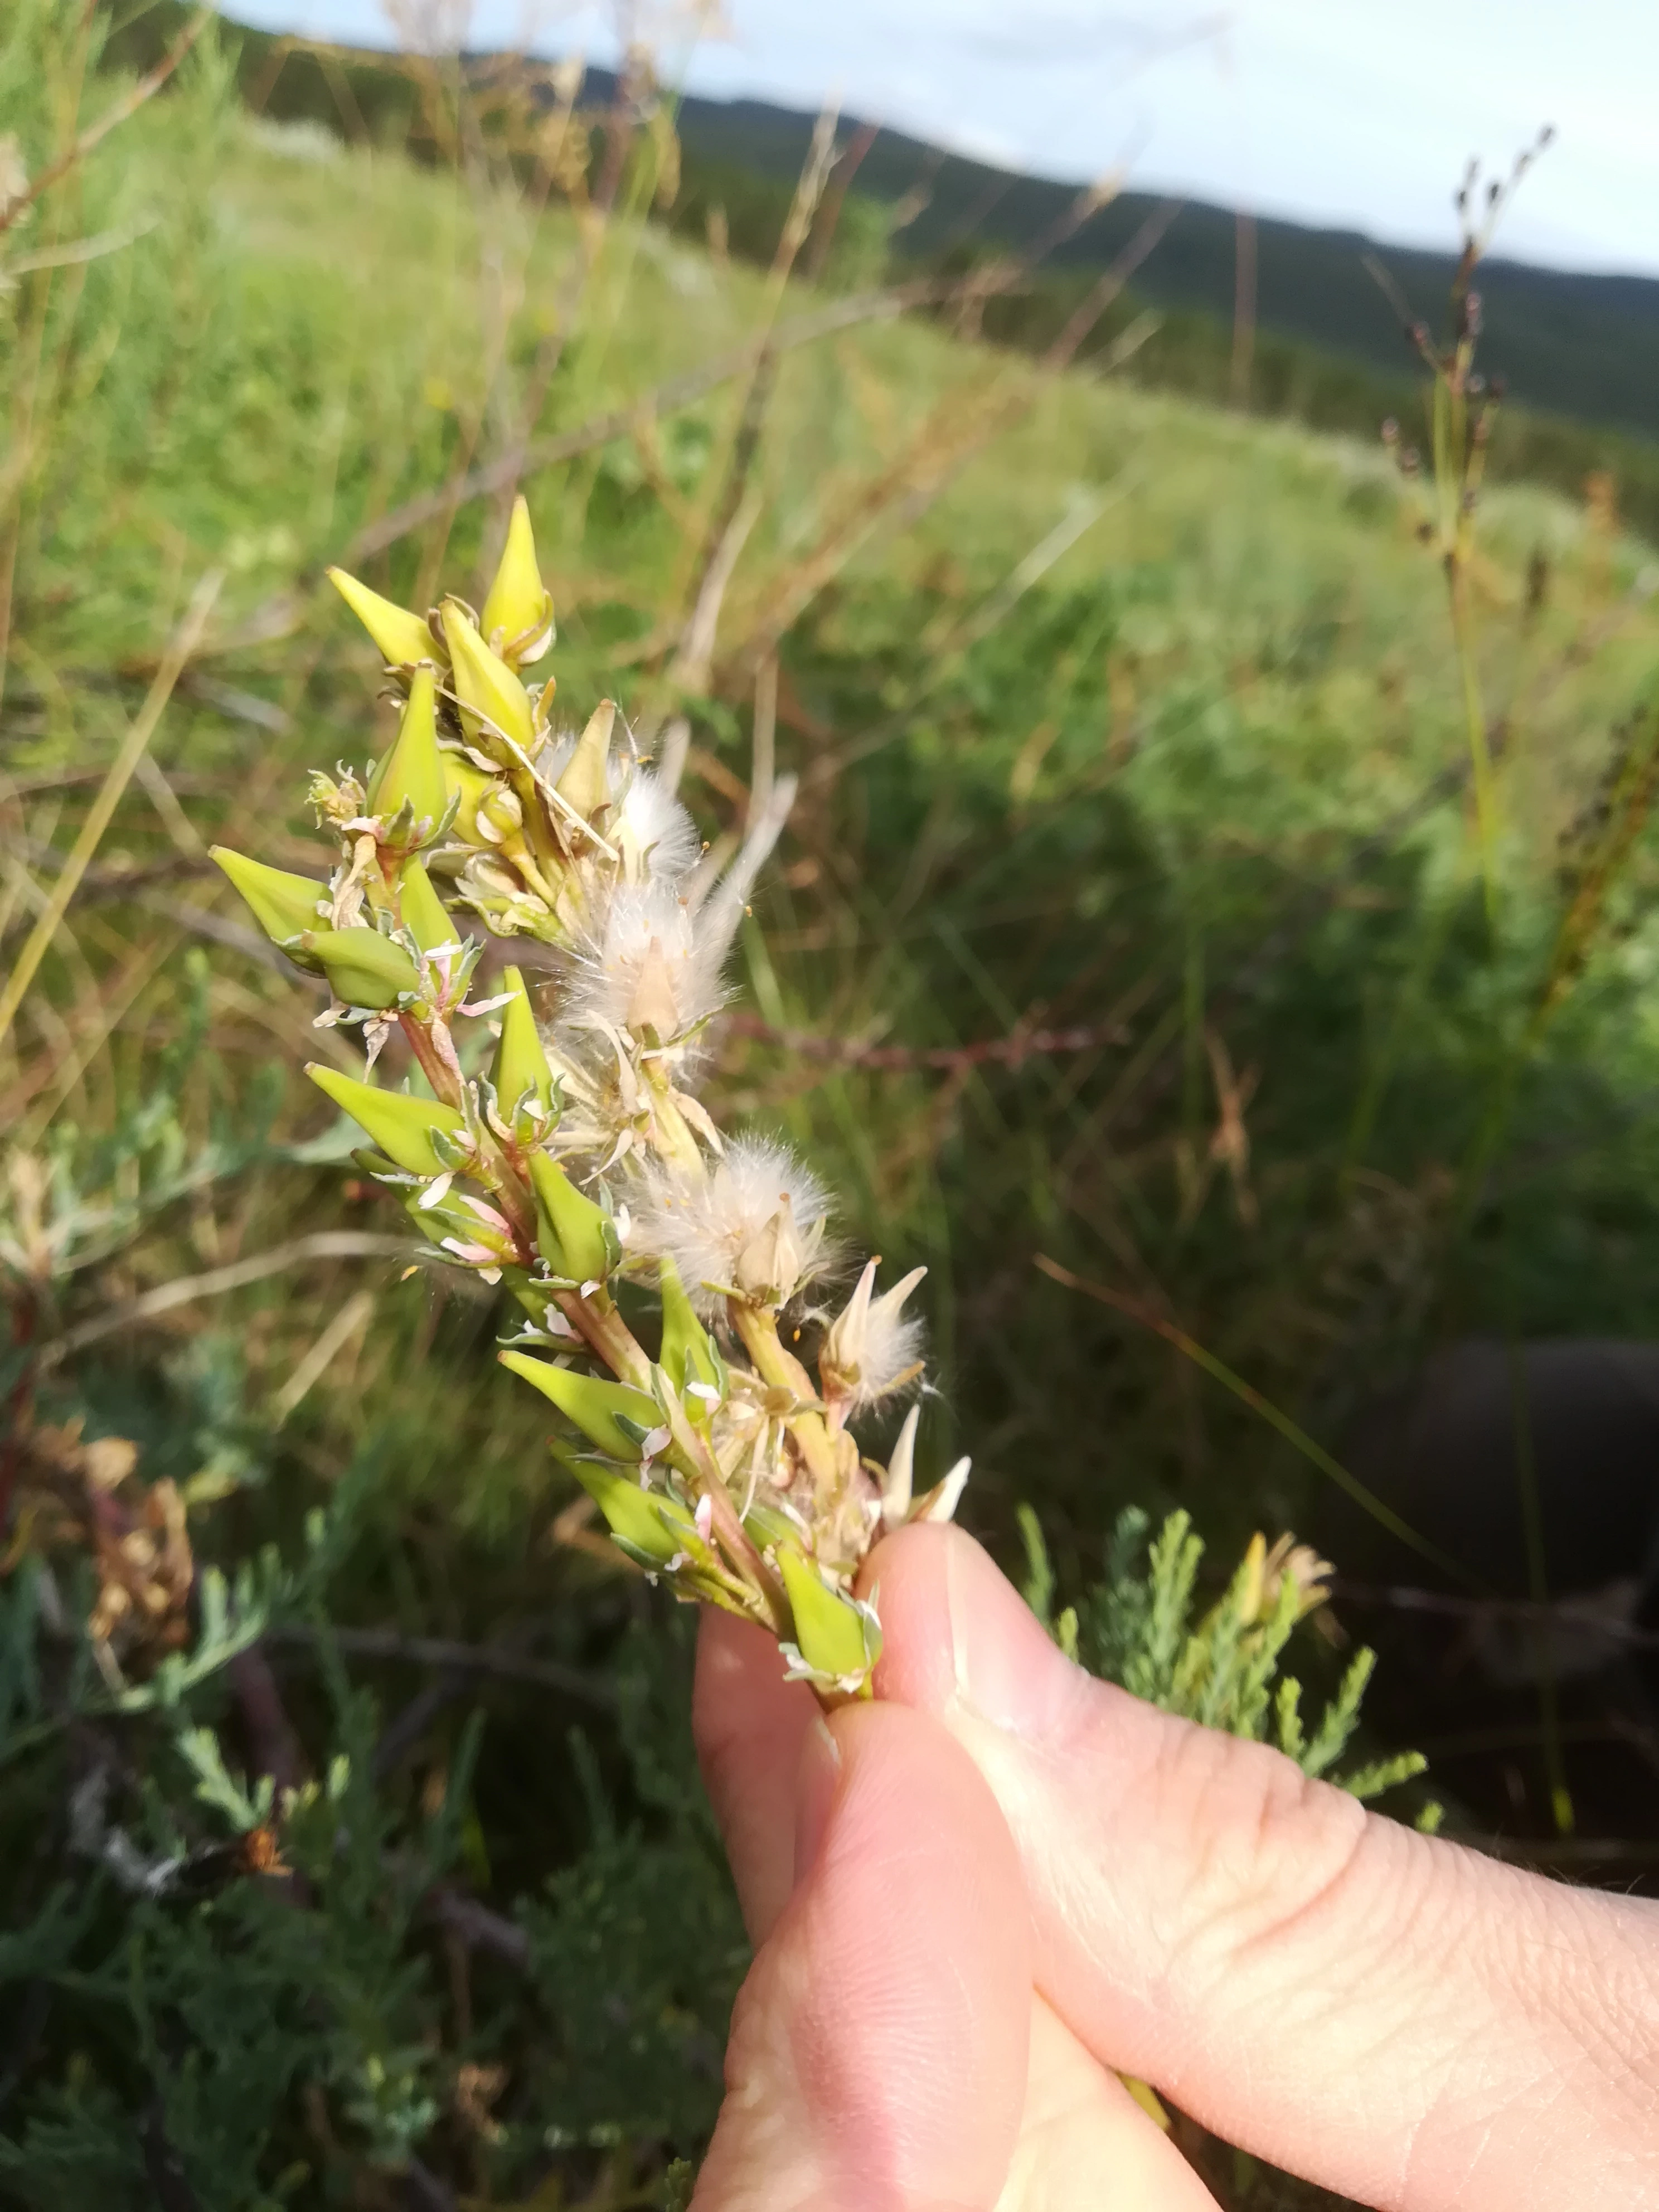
514;1618;749;2158
0;1535;744;2208
1021;1505;1434;1808
0;1672;479;2210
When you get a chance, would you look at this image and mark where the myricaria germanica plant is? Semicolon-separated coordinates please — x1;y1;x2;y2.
211;502;956;1701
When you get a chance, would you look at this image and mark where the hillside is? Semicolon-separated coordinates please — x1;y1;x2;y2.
668;89;1659;445
116;7;1659;459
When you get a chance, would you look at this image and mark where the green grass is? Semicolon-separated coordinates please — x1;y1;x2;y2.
7;23;1659;2204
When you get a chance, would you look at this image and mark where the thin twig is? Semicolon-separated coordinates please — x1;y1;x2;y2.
34;1231;414;1369
0;570;221;1049
1328;1575;1659;1652
0;10;213;240
725;1012;1130;1073
424;1885;531;1969
265;1623;616;1708
1033;1253;1486;1589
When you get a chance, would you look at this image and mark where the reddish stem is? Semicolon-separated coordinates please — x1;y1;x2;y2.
400;1011;462;1108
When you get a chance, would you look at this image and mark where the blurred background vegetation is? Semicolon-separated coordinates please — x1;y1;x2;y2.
6;3;1659;2204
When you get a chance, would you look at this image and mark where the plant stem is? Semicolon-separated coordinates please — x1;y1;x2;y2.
1448;561;1499;928
400;1011;462;1109
729;1299;844;1497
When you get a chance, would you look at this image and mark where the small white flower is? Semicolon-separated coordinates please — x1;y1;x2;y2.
823;1259;927;1410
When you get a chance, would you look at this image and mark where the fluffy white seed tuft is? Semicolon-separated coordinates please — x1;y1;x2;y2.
632;1136;833;1315
559;881;727;1045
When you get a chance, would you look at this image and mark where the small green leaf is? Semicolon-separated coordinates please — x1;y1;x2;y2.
306;1064;466;1176
367;664;448;830
657;1255;724;1406
492;966;554;1114
303;926;422;1010
327;566;434;668
499;1351;659;1460
528;1152;614;1284
396;857;462;953
210;847;328;949
778;1543;880;1687
557;1455;698;1569
442;600;535;753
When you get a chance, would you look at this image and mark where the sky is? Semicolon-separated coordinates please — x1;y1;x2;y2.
221;0;1659;277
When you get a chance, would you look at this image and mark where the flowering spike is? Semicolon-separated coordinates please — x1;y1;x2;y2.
481;496;555;667
555;698;616;822
498;1351;659;1460
492;966;554;1115
396;857;461;953
367;666;448;830
302;927;423;1010
777;1544;881;1692
306;1064;467;1175
327;567;435;669
528;1152;614;1284
657;1254;724;1403
880;1404;920;1532
209;528;944;1693
441;600;534;753
210;847;327;948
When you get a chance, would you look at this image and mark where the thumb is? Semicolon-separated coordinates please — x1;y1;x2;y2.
694;1699;1031;2212
870;1522;1659;2212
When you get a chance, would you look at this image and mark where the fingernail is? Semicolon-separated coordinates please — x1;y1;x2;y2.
793;1714;842;1885
945;1532;1077;1742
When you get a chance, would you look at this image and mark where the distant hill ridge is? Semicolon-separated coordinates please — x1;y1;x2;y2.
657;82;1659;445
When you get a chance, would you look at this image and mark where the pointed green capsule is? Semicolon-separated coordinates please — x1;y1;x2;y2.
327;567;435;669
366;666;448;833
657;1255;724;1405
441;750;497;842
307;1064;467;1176
302;926;422;1010
396;858;462;954
778;1544;881;1687
554;1453;698;1571
210;847;328;947
499;1351;659;1460
441;601;534;753
555;698;615;822
492;966;553;1115
481;496;555;667
528;1152;614;1284
743;1501;804;1553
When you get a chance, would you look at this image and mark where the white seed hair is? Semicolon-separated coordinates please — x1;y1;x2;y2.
557;880;728;1045
632;1134;833;1317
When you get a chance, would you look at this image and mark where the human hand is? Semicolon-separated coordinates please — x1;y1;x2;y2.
690;1522;1659;2211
